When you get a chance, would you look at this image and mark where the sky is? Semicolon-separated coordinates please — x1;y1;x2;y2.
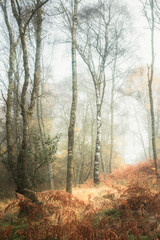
52;0;160;80
123;0;160;164
1;0;160;165
49;0;160;165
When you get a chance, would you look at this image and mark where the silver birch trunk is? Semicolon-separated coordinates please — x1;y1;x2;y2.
109;92;114;174
109;63;116;174
148;78;158;173
66;0;78;194
85;116;95;181
94;89;101;184
0;1;16;181
109;42;118;174
147;0;158;176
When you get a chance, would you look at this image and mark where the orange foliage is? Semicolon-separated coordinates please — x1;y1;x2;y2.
1;160;160;239
0;225;13;240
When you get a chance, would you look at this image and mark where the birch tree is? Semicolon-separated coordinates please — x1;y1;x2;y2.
0;0;18;182
77;0;131;183
77;1;112;184
54;0;80;193
10;0;49;194
142;0;159;176
66;0;79;194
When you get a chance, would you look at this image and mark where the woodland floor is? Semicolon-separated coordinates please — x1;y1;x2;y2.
1;160;160;239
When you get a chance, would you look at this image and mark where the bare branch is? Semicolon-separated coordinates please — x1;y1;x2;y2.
1;90;7;104
24;0;49;32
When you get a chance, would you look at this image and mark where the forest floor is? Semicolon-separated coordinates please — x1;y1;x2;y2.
1;160;160;240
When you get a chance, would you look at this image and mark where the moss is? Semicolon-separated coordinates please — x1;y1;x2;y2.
127;234;151;240
12;223;27;230
127;235;138;240
157;232;160;239
104;208;122;219
92;208;122;227
92;210;107;226
12;237;26;240
0;220;27;240
140;236;151;240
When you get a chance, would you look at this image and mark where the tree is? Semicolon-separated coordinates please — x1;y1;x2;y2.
10;0;49;194
54;0;80;193
76;1;112;184
0;0;18;183
77;0;131;183
142;0;159;175
57;0;80;193
66;0;79;194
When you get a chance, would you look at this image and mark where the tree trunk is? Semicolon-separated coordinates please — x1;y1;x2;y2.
148;78;158;174
109;42;118;174
16;118;29;193
16;30;30;193
6;45;15;175
100;148;105;174
109;78;114;174
94;90;101;184
84;116;95;181
0;1;16;182
13;63;20;158
147;0;158;176
66;0;78;194
11;0;43;193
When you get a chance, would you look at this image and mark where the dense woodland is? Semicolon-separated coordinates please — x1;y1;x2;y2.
1;0;160;239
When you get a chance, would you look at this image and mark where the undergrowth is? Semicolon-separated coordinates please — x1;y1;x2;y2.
1;160;160;239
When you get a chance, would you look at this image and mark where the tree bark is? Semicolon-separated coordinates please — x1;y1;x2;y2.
66;0;78;194
147;0;158;176
11;0;43;193
109;59;116;174
148;71;158;174
0;1;16;182
84;112;95;181
94;89;101;184
13;61;20;157
109;40;119;174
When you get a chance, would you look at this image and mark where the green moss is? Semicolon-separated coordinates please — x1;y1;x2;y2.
0;222;10;228
104;208;122;220
92;210;106;226
140;236;151;240
12;223;27;230
127;235;138;240
12;237;26;240
157;232;160;238
127;234;151;240
92;208;122;227
0;220;27;240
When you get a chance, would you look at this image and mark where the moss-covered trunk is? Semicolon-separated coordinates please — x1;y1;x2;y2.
11;0;43;193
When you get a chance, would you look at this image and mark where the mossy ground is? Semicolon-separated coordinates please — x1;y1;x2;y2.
0;218;27;240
